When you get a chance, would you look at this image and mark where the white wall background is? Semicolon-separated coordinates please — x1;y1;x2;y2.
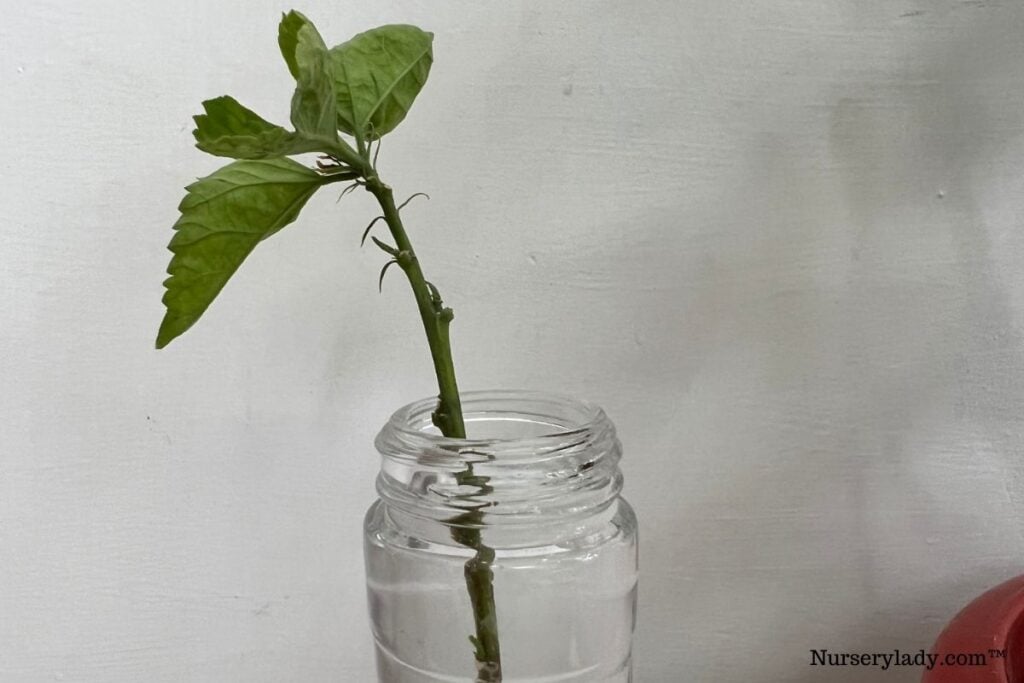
3;1;1024;681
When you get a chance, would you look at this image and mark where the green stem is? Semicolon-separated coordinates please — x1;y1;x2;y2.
364;177;465;436
363;173;503;682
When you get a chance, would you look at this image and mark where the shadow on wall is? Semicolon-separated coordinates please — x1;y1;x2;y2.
599;3;1024;680
816;4;1024;669
820;0;1024;635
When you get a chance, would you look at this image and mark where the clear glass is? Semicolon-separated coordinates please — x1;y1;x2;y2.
364;391;638;683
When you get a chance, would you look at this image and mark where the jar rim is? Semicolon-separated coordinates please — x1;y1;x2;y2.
377;389;614;465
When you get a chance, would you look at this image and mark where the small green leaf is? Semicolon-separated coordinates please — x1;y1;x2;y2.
290;27;338;141
279;12;338;143
329;24;433;140
193;96;321;159
156;158;335;348
278;10;326;80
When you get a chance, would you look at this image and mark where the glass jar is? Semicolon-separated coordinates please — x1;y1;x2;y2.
364;390;638;683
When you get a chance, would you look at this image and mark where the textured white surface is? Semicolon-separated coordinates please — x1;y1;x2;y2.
3;1;1024;681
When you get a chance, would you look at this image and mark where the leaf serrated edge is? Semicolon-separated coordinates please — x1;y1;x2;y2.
156;161;346;349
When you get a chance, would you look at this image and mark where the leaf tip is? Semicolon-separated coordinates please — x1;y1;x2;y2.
155;326;172;350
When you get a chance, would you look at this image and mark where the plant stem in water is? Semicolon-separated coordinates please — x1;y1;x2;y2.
364;174;503;682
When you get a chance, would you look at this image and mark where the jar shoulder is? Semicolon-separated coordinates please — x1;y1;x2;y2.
612;495;638;540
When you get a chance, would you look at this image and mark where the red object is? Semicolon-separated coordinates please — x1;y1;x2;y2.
922;574;1024;682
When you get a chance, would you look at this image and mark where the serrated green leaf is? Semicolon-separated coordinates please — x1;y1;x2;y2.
329;24;433;140
193;96;322;159
156;158;334;348
278;10;326;80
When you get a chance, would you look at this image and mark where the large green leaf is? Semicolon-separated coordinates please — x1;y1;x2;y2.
193;96;322;159
329;24;433;140
156;158;334;348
